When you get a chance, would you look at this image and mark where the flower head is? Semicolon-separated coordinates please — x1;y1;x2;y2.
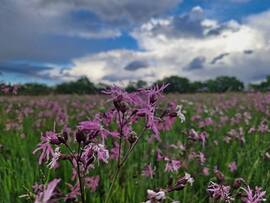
241;186;266;203
47;147;61;169
176;105;185;123
85;176;100;192
207;181;234;202
228;161;237;172
142;164;155;178
34;179;61;203
165;159;181;172
145;189;166;203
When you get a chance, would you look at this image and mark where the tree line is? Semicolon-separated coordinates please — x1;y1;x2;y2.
1;75;270;95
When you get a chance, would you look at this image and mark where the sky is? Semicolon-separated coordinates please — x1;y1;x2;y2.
1;0;270;85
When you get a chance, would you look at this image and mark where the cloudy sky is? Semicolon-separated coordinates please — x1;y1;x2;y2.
1;0;270;85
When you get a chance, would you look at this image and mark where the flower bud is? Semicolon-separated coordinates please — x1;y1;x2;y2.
169;112;177;117
44;132;62;145
49;137;62;145
62;131;68;142
57;136;66;144
233;178;243;189
174;173;194;191
150;95;157;104
214;170;224;183
86;156;95;167
76;130;86;143
113;96;128;113
128;131;138;144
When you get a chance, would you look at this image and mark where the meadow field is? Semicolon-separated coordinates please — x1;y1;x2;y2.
0;88;269;202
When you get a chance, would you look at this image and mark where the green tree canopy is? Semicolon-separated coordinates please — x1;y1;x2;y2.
156;76;191;93
19;83;52;95
206;76;244;92
55;76;96;94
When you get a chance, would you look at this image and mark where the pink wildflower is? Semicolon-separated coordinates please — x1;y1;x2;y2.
145;189;166;203
85;176;100;192
241;186;266;203
207;181;234;202
165;160;181;172
142;164;155;178
228;161;237;172
34;179;61;203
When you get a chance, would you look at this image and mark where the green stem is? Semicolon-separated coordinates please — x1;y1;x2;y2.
104;127;147;202
76;143;85;203
117;112;124;168
120;127;146;167
104;169;121;203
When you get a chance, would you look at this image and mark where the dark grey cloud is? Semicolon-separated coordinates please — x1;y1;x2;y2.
170;7;204;38
124;60;148;71
193;51;270;83
0;62;53;78
102;72;154;82
187;56;206;70
244;50;254;54
210;53;230;64
206;24;240;36
40;0;182;25
0;0;182;63
0;0;99;63
149;6;205;38
146;6;240;39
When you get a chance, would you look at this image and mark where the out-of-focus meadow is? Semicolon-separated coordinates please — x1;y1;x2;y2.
1;92;270;202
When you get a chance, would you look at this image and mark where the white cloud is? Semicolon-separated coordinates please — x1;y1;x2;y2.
46;8;270;84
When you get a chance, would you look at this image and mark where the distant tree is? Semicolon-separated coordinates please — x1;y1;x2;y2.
125;80;148;92
55;76;96;94
156;76;191;93
125;82;137;93
19;83;52;95
206;76;244;92
136;80;147;88
190;81;208;93
249;75;270;92
96;82;110;93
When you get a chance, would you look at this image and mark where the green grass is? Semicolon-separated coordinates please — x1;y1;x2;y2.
0;94;270;202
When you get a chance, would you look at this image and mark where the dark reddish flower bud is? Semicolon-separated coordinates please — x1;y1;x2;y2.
62;131;68;142
57;136;66;144
76;130;86;143
131;109;138;115
128;131;138;144
113;96;128;113
150;95;157;104
49;139;61;145
86;156;95;167
169;112;177;117
137;112;146;117
233;178;244;189
119;102;129;113
214;170;225;183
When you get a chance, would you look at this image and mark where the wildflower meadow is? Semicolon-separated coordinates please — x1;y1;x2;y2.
0;85;269;203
